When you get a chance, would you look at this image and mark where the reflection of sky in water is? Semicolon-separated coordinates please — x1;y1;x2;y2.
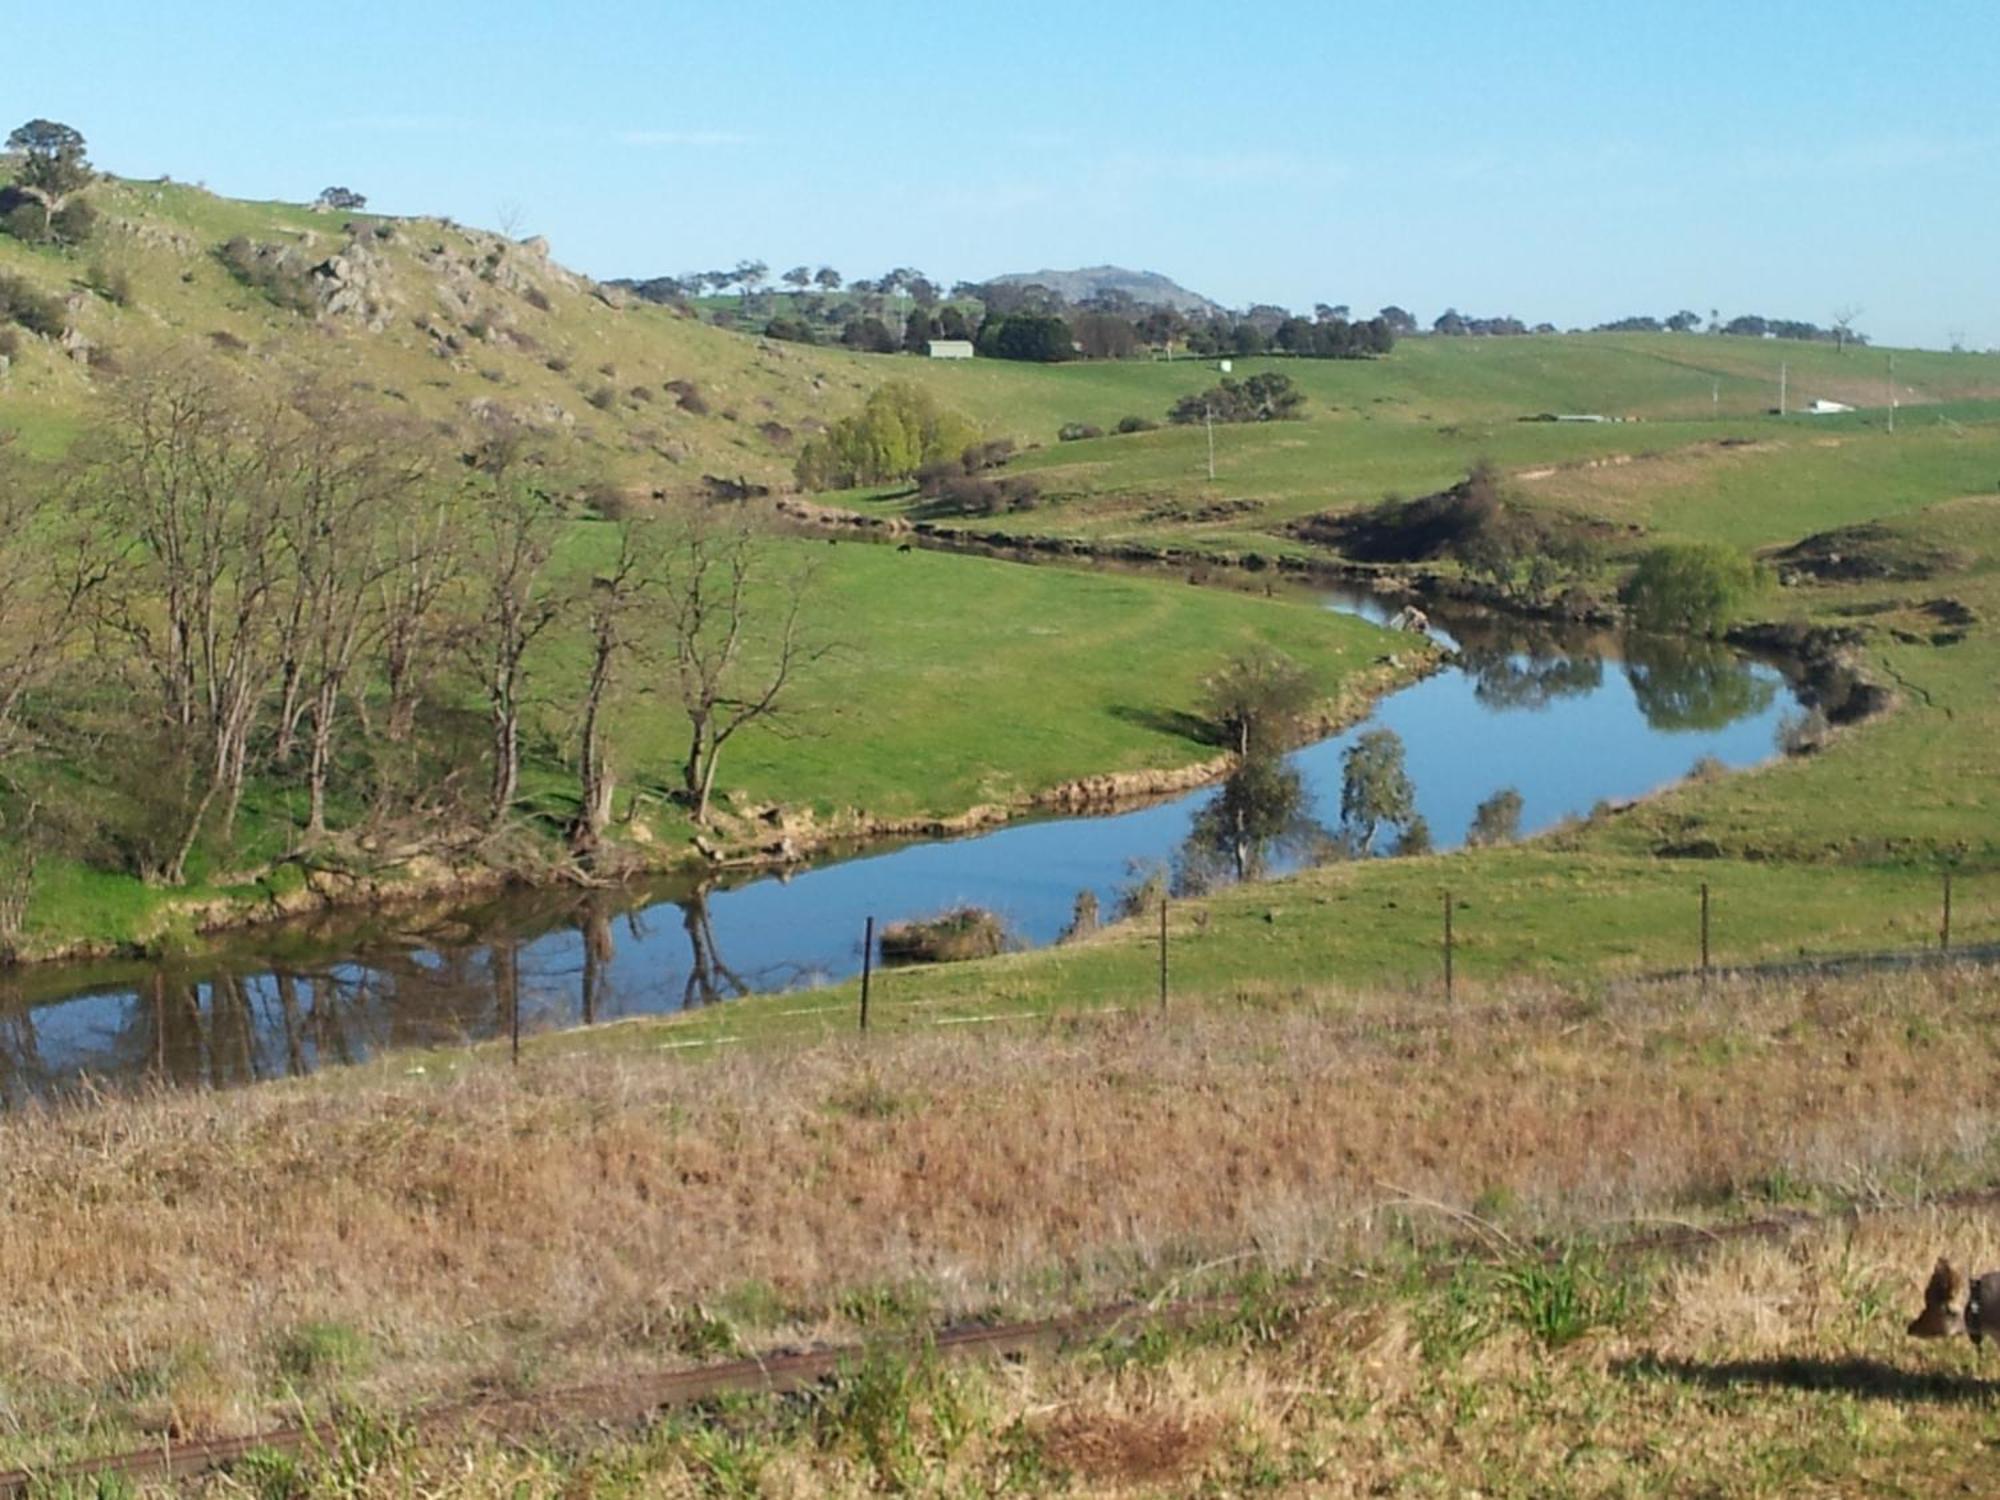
1;596;1801;1098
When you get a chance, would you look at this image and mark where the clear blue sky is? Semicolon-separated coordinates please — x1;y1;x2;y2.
12;0;1997;347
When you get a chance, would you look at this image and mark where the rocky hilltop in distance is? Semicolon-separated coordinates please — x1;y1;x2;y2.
984;264;1220;313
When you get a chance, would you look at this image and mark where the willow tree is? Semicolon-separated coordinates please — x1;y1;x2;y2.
658;507;826;825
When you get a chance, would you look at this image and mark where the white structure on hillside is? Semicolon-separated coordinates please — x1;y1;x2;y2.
927;339;974;359
1805;398;1854;414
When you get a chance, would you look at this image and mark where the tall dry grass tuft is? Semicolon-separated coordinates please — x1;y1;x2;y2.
0;966;1996;1466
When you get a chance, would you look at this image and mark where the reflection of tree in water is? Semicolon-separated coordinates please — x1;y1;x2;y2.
680;889;752;1009
1;880;845;1104
1622;635;1776;732
0;980;45;1106
579;899;617;1025
1452;616;1606;712
1173;757;1337;896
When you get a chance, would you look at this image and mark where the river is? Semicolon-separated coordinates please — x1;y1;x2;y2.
0;589;1803;1102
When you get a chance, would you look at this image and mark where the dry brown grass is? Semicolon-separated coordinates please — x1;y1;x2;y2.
3;966;1998;1474
163;1209;2000;1496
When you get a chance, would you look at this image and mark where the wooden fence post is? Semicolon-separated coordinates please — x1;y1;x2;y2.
1443;891;1454;1003
1158;900;1169;1013
860;916;874;1033
1701;882;1712;989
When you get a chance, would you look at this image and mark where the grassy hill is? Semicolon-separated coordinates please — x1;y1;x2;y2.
6;175;1997;492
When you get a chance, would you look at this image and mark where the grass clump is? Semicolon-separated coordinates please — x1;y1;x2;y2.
273;1321;371;1383
878;904;1010;964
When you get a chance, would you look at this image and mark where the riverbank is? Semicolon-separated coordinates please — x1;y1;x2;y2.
0;543;1423;970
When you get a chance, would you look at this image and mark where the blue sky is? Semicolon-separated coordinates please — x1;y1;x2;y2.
12;0;1997;347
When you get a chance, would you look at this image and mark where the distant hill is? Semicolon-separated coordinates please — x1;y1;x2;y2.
984;266;1221;314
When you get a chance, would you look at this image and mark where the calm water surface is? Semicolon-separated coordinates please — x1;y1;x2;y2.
0;589;1803;1101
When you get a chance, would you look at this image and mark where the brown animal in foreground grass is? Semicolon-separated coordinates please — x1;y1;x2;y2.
1907;1258;2000;1342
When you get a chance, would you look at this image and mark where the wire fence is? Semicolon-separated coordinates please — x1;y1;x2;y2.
615;869;1996;1057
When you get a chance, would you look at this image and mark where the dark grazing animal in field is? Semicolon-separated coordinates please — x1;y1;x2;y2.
1906;1258;2000;1342
1909;1258;1965;1338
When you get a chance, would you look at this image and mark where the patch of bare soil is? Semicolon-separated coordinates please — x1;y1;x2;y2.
1039;1409;1220;1485
1770;523;1969;583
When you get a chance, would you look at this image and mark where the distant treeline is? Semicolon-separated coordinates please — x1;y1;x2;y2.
611;265;1399;363
1440;305;1869;346
612;260;1869;360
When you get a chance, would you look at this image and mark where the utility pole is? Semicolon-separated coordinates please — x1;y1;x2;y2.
1712;378;1720;413
1779;361;1787;416
1204;404;1216;481
1887;352;1897;433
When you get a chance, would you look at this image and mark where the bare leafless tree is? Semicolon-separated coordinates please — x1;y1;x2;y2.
463;414;568;828
1832;304;1863;354
0;439;98;769
273;377;434;835
657;505;827;825
81;355;291;882
571;521;655;853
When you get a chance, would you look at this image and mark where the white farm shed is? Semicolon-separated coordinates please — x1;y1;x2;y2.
927;340;974;359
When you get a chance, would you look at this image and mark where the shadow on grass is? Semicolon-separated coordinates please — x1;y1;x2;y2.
1107;704;1221;747
1619;1354;1999;1405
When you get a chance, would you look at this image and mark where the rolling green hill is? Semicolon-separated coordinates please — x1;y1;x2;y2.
5;171;1997;493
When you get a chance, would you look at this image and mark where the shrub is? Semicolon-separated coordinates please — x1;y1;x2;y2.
89;259;134;305
521;284;552;312
49;196;97;246
0;274;67;337
961;437;1014;472
1620;542;1761;635
1113;862;1168;920
1168;372;1305;425
1057;422;1103;442
926;473;1039;516
1115;414;1159;434
586;384;617;410
1467;787;1524;846
878;906;1010;964
217;235;316;314
665;379;707;414
1;198;49;244
1059;889;1100;943
763;316;817;345
0;327;19;359
1687;754;1728;782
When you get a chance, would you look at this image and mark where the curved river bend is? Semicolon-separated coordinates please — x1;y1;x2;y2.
0;592;1803;1102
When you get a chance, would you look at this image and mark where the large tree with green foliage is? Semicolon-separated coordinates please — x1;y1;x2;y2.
6;120;92;208
793;381;981;490
1619;543;1761;636
1202;646;1315;757
980;312;1074;362
1339;727;1416;854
